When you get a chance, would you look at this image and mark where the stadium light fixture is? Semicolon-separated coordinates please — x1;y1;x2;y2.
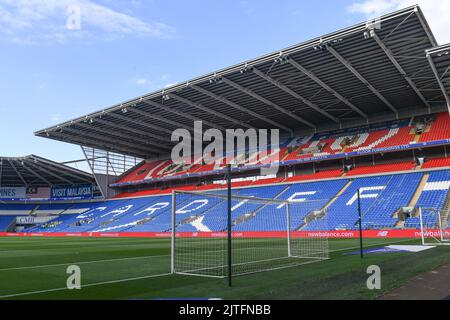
240;63;251;74
363;30;375;39
209;75;222;84
274;55;289;65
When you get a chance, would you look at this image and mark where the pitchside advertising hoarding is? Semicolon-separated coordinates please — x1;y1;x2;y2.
50;184;93;199
0;229;445;238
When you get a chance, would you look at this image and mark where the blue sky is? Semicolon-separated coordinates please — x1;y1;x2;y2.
0;0;448;167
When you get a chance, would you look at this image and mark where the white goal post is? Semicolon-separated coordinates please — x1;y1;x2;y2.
419;207;450;246
170;190;329;279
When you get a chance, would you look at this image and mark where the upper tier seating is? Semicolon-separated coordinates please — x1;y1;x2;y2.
422;157;450;169
419;112;450;142
345;161;416;176
115;113;450;185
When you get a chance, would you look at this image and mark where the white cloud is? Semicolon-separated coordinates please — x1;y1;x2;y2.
50;113;63;122
132;73;178;90
347;0;450;44
348;0;401;16
135;78;150;86
0;0;176;44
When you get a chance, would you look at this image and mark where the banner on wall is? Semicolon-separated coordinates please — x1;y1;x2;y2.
16;216;55;225
26;187;51;199
51;184;93;199
0;187;26;199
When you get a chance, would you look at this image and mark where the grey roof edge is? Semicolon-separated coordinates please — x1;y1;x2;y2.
426;43;450;56
1;154;94;179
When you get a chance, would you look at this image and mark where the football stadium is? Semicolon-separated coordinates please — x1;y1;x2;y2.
1;4;450;302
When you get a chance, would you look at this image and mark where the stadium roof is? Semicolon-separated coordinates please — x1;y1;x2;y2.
426;43;450;110
35;5;450;159
0;155;95;187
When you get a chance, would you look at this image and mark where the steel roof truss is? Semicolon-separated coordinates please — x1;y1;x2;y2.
327;46;399;117
221;77;316;129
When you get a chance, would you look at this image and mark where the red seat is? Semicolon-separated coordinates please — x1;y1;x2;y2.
422;157;450;169
346;161;415;176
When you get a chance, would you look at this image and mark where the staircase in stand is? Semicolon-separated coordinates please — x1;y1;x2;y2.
440;188;450;229
298;180;353;230
393;173;429;228
232;185;291;228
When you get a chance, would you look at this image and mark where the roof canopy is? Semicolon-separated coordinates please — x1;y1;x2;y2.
35;5;450;159
426;44;450;112
0;155;94;187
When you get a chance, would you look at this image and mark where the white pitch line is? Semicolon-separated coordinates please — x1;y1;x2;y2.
0;273;172;299
0;254;171;272
330;238;415;253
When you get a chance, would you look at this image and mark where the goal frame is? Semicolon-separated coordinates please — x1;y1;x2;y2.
170;190;329;279
419;207;450;246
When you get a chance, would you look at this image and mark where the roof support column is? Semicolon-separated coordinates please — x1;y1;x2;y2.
427;53;450;115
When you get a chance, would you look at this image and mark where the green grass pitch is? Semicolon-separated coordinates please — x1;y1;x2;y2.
1;236;450;300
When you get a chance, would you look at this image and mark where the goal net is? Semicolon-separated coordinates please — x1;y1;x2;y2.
171;190;329;278
419;207;450;245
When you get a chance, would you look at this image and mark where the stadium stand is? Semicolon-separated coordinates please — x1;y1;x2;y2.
0;215;16;232
284;169;343;182
422;157;450;169
306;173;423;230
419;112;450;142
18;5;448;241
234;180;348;232
2;110;449;235
404;170;450;228
345;161;416;176
111;113;450;187
0;204;36;215
13;168;449;233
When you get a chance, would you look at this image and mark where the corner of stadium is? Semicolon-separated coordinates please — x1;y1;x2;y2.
1;4;450;303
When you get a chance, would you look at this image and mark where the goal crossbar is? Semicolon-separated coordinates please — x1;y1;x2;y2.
172;190;291;204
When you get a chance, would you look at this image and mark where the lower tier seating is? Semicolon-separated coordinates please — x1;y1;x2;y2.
5;169;449;233
0;215;16;231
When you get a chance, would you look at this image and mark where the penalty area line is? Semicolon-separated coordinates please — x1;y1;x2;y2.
330;238;416;253
0;254;170;272
0;272;172;299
